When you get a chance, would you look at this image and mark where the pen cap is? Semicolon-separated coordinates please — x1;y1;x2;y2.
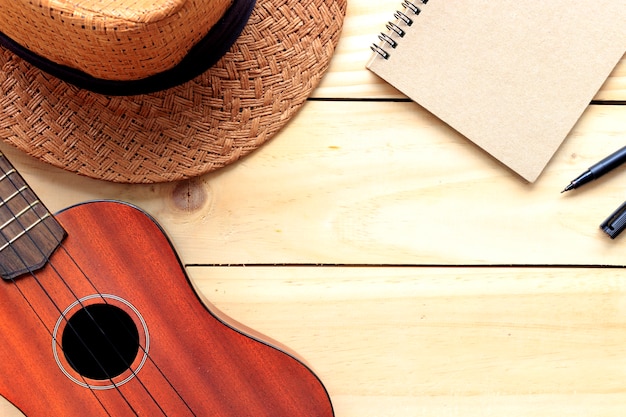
600;200;626;239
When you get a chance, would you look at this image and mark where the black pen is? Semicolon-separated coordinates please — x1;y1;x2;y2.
562;145;626;192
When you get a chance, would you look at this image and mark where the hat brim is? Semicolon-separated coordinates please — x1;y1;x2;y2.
0;0;347;183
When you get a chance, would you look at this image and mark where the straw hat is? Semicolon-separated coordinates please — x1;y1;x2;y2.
0;0;347;183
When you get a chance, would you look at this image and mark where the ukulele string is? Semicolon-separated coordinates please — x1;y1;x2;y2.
0;215;119;414
0;169;141;416
0;167;118;416
49;235;199;417
27;204;197;417
0;213;112;417
2;169;196;415
2;273;113;417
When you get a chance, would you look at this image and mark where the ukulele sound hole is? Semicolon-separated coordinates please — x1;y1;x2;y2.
61;304;140;381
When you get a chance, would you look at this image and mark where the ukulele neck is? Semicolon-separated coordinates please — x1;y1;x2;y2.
0;152;66;280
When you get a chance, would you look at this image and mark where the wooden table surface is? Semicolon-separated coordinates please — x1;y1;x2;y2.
2;1;626;416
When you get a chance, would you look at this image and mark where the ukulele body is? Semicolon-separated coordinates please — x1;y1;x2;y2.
0;200;333;416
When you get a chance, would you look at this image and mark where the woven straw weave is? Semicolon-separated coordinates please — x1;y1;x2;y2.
0;0;231;80
0;0;347;183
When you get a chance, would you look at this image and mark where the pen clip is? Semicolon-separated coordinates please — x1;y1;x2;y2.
600;200;626;239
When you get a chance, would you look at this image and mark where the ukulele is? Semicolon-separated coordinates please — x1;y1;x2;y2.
0;152;333;416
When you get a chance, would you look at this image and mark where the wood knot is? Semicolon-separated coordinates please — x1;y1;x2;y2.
171;179;208;212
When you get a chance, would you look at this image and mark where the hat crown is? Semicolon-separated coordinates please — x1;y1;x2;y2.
38;0;193;23
0;0;233;80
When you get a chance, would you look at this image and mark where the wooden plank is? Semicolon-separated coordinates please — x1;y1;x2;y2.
3;102;626;266
313;0;626;101
4;265;625;416
190;266;626;417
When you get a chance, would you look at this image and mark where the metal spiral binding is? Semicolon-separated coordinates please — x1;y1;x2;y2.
370;0;429;60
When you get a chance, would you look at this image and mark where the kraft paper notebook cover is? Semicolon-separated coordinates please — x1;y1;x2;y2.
367;0;626;182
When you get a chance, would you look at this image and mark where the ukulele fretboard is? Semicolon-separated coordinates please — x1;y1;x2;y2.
0;153;66;280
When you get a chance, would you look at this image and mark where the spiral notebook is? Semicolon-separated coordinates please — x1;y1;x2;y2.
367;0;626;182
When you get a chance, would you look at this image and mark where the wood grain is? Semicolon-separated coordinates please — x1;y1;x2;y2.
3;264;626;415
3;102;625;266
192;266;626;417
